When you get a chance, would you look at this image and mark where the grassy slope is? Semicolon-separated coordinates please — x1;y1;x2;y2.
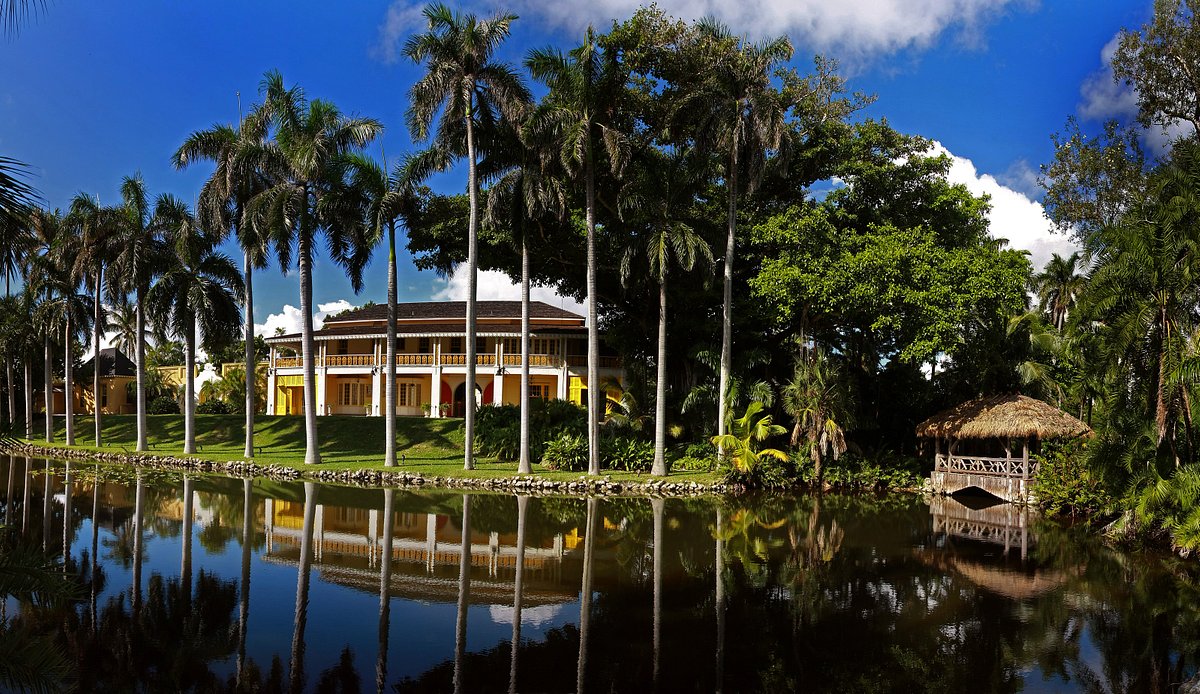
24;414;716;484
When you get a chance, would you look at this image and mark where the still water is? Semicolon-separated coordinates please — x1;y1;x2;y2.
2;455;1199;693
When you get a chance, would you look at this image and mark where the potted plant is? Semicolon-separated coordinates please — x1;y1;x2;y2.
439;402;452;417
421;402;431;417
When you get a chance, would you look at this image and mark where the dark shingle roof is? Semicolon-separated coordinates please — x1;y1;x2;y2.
327;300;583;324
79;347;137;379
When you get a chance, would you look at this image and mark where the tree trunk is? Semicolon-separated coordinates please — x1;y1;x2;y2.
509;495;528;694
585;137;600;476
43;334;51;443
464;105;479;471
237;478;252;688
715;505;725;694
518;235;532;474
718;146;738;455
576;497;598;693
385;221;397;467
298;226;321;465
132;473;144;614
651;497;664;690
453;494;471;694
184;311;196;455
24;356;32;439
377;487;395;693
291;482;317;694
65;317;74;446
244;252;255;458
6;352;13;430
135;288;147;452
93;269;102;448
652;279;668;476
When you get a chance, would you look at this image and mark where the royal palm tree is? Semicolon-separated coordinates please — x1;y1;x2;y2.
174;110;274;459
248;70;381;466
0;164;32;428
781;349;853;483
527;28;630;476
66;193;120;447
26;208;60;442
405;2;530;471
1034;251;1087;331
106;300;138;357
38;219;88;446
688;21;792;448
146;197;244;454
485;118;563;474
620;148;713;476
109;174;169;452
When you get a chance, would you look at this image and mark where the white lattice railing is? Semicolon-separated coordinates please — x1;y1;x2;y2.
937;454;1037;478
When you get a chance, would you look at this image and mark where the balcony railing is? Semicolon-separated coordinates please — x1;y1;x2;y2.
272;351;622;370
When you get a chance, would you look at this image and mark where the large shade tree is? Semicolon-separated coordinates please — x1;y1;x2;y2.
248;70;381;465
405;2;530;470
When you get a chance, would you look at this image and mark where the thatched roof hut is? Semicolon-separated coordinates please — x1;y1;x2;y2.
916;393;1091;441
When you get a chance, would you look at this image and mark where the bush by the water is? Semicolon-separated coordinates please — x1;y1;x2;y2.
1033;440;1112;517
148;396;180;415
541;434;589;471
807;453;926;491
196;399;232;415
539;432;655;472
476;400;587;461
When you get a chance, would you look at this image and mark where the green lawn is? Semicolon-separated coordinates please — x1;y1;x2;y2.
22;414;718;484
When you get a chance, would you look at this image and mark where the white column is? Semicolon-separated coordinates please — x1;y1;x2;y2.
368;508;380;568
314;503;325;562
557;370;568;400
493;372;504;406
431;342;442;418
316;342;327;417
371;368;382;417
426;513;438;572
266;368;276;416
264;498;274;555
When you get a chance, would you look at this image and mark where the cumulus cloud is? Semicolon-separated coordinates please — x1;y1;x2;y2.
374;0;1029;64
933;142;1080;273
254;299;355;338
432;268;586;318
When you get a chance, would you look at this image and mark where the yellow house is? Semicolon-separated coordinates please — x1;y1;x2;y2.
75;347;137;415
263;300;624;418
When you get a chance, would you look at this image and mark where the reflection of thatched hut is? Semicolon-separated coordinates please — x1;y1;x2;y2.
916;394;1091;502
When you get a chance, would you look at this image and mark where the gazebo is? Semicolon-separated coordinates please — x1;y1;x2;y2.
916;393;1091;503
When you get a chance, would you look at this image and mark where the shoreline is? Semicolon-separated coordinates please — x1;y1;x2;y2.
2;441;741;498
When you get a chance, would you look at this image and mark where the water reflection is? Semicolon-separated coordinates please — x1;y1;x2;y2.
3;456;1200;692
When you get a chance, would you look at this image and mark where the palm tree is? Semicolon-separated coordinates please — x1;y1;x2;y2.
485;118;564;474
26;208;60;442
710;400;788;474
109;174;169;452
527;28;630;476
146;197;244;454
348;153;418;467
66;193;120;447
174;110;274;459
405;2;530;471
37;220;88;446
1034;252;1087;331
781;349;853;483
248;70;381;466
620;148;713;476
106;300;138;357
0;162;33;429
688;21;792;448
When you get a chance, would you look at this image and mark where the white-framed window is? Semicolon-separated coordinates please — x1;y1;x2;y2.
338;382;371;406
502;338;559;355
397;382;422;407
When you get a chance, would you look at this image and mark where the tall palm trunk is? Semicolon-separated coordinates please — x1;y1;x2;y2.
6;353;13;429
23;356;31;439
291;482;317;694
244;251;256;458
93;270;102;447
717;145;737;455
576;497;598;693
585;139;600;476
43;334;51;443
132;473;145;614
237;478;252;688
652;497;664;691
453;494;472;693
135;290;147;451
715;506;725;694
377;488;395;692
509;494;528;693
184;311;196;454
652;279;668;476
64;317;74;446
298;226;321;465
518;236;531;474
385;221;397;467
464;104;479;471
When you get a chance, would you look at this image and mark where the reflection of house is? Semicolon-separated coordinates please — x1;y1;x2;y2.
36;348;137;415
263;301;623;418
263;498;576;605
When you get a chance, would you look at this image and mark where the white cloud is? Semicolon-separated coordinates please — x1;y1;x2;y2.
375;0;1029;64
488;602;569;628
934;141;1080;272
254;300;355;338
432;267;586;318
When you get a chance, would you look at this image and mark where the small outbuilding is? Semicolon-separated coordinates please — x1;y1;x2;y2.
916;393;1091;503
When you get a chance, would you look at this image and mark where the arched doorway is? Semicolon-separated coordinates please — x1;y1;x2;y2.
452;382;484;418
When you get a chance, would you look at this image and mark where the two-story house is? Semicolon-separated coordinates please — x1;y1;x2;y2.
263;301;623;417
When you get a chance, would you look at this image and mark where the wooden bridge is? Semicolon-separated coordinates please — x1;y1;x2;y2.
929;453;1037;504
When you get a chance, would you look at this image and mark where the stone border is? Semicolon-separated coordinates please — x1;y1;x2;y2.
3;442;740;498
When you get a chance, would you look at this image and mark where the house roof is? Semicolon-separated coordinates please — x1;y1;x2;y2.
326;300;583;324
78;347;137;379
915;393;1091;440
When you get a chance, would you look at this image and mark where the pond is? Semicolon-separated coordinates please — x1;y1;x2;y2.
2;454;1199;693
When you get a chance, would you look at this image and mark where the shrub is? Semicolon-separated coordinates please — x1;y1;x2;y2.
541;434;589;472
475;405;520;460
196;399;232;415
721;454;798;488
148;396;180;415
477;399;587;462
672;455;713;472
1032;440;1112;517
602;436;653;472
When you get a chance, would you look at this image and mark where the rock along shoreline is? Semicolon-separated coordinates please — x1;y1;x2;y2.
2;442;741;498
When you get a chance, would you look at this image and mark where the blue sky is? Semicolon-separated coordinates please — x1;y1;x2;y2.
0;0;1154;338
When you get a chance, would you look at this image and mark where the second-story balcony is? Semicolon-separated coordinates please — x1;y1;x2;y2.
272;352;622;370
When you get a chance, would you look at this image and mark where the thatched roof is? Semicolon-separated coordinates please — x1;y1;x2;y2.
915;393;1091;440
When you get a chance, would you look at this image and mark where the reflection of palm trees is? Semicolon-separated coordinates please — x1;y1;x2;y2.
454;494;472;694
577;497;599;694
61;462;70;568
377;488;395;694
90;465;100;632
237;478;252;688
652;497;664;693
509;495;528;694
290;481;317;694
715;505;725;694
40;460;50;551
132;473;144;614
5;455;13;527
181;477;193;606
20;458;29;532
